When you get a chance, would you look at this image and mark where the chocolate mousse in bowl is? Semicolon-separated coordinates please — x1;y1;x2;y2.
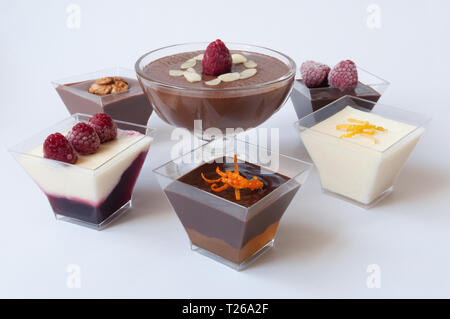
135;40;296;139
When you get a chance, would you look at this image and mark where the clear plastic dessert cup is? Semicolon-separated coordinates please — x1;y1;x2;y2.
52;67;153;132
135;42;296;139
295;95;430;208
153;138;312;270
9;114;155;230
291;66;390;120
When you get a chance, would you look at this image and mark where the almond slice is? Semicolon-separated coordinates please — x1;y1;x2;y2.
205;78;221;86
244;60;257;68
232;54;247;64
169;70;185;76
239;68;257;79
194;54;204;61
218;72;240;82
183;71;201;83
181;59;196;69
186;67;196;73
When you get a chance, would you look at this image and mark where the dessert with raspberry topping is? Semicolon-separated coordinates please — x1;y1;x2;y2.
296;96;428;208
53;68;153;133
9;113;155;229
291;60;389;119
153;139;313;270
136;41;296;137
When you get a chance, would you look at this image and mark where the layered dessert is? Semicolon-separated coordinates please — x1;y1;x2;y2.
11;113;153;228
136;40;295;135
53;68;153;132
291;60;388;119
163;155;300;266
300;105;424;205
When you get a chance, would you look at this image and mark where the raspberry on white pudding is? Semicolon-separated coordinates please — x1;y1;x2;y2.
296;96;429;207
9;114;154;229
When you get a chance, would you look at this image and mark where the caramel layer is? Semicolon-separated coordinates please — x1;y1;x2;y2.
186;221;279;265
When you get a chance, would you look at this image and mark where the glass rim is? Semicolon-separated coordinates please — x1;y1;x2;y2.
134;42;297;92
152;137;313;210
8;113;156;172
294;95;431;154
51;67;136;86
51;67;140;102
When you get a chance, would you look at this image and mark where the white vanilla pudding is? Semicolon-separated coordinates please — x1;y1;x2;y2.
300;106;424;205
18;130;152;206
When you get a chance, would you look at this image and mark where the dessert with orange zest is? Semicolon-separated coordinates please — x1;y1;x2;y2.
297;97;428;207
200;155;264;201
155;150;312;270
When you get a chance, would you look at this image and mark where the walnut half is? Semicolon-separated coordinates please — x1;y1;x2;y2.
88;77;129;96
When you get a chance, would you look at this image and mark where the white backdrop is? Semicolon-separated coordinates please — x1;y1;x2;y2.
1;0;449;298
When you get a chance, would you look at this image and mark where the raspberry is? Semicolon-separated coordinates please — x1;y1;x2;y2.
66;123;100;155
328;60;358;91
43;133;78;164
202;39;232;76
300;61;330;88
88;113;117;143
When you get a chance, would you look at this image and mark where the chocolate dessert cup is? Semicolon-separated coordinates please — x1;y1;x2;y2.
135;43;296;139
153;138;312;270
291;66;389;120
52;67;153;132
9;114;155;230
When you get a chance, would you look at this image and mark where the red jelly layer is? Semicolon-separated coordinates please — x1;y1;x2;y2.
46;150;148;225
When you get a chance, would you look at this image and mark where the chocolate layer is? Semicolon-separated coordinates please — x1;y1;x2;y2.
47;150;148;225
56;77;153;132
187;221;280;264
291;80;381;119
164;157;300;251
140;51;293;132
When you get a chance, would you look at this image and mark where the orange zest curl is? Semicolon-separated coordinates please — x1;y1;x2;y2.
200;155;263;201
336;118;386;144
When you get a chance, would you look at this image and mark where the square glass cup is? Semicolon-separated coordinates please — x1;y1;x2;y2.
291;66;390;120
52;67;153;132
153;138;313;270
9;114;155;230
295;95;430;208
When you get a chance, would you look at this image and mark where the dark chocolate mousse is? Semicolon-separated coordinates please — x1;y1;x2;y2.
138;48;294;133
55;76;153;132
291;59;383;119
164;157;300;265
291;79;381;119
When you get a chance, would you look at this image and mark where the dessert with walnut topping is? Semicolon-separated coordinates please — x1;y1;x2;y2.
53;68;153;132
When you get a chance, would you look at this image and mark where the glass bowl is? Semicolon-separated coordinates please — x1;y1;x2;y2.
153;137;312;270
135;42;296;139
